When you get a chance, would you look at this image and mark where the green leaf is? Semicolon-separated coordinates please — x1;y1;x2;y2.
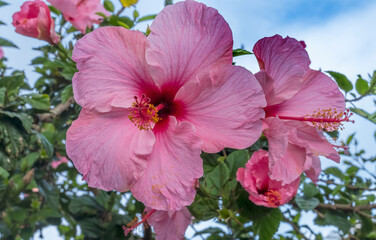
0;111;33;132
61;84;73;103
38;179;60;209
0;20;5;25
20;152;39;172
295;196;319;211
48;6;60;15
133;9;139;20
103;0;114;12
355;76;369;95
303;183;320;198
325;166;345;180
34;131;54;158
201;152;220;173
325;212;351;233
350;107;376;124
164;0;173;6
202;161;229;196
233;48;252;57
325;130;339;139
0;1;8;7
0;119;25;158
0;88;5;107
346;133;355;145
0;71;26;96
20;94;50;110
346;166;359;176
137;14;157;23
327;71;353;92
254;208;282;240
0;37;18;48
69;196;104;215
0;166;9;179
225;150;249;179
188;194;219;221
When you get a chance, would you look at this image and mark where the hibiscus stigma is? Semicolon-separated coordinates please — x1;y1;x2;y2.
278;108;354;131
128;94;162;130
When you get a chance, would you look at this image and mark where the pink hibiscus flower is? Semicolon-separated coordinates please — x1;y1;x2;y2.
253;35;350;184
237;150;300;208
12;0;60;44
66;0;266;211
47;0;110;34
123;207;191;240
0;47;3;59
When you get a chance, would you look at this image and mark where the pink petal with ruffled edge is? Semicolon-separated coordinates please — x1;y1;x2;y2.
66;109;155;192
72;27;157;112
131;117;203;211
266;69;345;118
146;0;233;88
253;35;310;105
264;117;307;184
175;65;265;153
147;207;191;240
304;154;321;183
286;120;340;162
48;0;109;34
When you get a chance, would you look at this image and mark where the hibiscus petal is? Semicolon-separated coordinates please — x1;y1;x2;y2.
147;207;191;240
175;65;266;153
146;0;233;88
264;117;307;184
268;70;345;117
131;117;203;211
304;154;322;183
72;27;156;112
66;109;155;191
286;120;340;162
253;35;310;105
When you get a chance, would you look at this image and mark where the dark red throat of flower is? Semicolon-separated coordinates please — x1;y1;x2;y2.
277;108;354;131
128;94;165;131
122;209;156;236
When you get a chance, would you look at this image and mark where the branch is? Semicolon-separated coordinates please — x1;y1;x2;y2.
316;203;376;211
38;97;75;122
282;215;310;240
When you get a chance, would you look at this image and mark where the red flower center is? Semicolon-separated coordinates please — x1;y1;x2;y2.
128;94;164;130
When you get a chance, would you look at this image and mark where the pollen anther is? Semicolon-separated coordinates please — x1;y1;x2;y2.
304;108;354;131
128;94;161;130
266;190;282;207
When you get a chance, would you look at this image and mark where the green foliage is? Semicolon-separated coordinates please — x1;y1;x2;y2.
233;48;252;57
327;71;353;92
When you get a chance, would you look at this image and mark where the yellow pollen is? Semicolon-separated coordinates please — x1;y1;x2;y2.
266;190;282;207
304;108;353;131
128;94;161;130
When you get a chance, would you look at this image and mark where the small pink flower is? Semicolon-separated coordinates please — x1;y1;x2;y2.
47;0;110;34
237;150;300;208
0;47;3;59
12;0;60;44
51;154;69;169
66;0;265;211
253;35;347;184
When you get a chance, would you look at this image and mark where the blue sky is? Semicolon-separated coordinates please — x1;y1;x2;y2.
1;0;376;239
